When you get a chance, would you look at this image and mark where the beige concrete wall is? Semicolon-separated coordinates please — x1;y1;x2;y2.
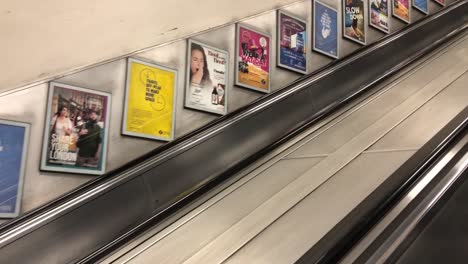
0;0;301;92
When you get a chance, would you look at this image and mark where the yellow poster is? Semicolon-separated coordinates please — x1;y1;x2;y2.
123;58;177;141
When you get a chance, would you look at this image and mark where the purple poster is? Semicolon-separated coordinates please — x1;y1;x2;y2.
236;24;271;93
277;11;308;74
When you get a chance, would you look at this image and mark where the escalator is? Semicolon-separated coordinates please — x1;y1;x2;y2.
103;26;468;264
0;2;466;263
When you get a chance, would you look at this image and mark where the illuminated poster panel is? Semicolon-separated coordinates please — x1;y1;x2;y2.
123;58;177;141
0;120;29;217
277;10;308;74
41;82;111;175
235;24;271;93
343;0;367;45
185;40;228;115
314;0;339;59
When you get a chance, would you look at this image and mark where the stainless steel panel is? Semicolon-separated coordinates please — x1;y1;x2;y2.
127;157;324;264
288;36;468;158
225;151;415;264
370;70;468;151
179;53;468;263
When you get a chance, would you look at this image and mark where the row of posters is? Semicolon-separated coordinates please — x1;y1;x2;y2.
0;0;445;217
344;0;443;45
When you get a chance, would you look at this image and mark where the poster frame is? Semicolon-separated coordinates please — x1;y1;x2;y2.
40;82;111;175
276;9;308;74
392;0;411;23
342;0;368;45
0;119;30;218
368;0;391;33
185;39;229;115
432;0;445;7
413;0;429;14
313;0;340;59
235;23;272;93
123;58;178;142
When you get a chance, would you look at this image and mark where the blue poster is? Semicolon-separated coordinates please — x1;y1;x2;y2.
413;0;428;14
0;121;28;217
314;0;339;59
277;11;308;74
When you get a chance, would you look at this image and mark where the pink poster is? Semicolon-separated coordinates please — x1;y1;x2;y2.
236;24;271;93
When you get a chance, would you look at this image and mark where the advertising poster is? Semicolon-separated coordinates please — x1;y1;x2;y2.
433;0;445;6
185;40;228;115
124;58;177;141
343;0;367;45
41;82;111;175
277;10;308;74
413;0;428;14
236;24;271;93
393;0;410;23
369;0;390;33
0;120;29;217
313;0;339;59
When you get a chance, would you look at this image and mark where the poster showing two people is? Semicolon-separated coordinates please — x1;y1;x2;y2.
41;83;111;175
186;40;229;115
277;11;308;74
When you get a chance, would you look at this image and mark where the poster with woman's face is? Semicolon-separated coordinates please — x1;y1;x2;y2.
235;24;271;93
313;0;339;59
343;0;367;45
369;0;390;33
393;0;410;23
40;82;111;175
185;40;229;115
0;120;29;218
277;10;308;74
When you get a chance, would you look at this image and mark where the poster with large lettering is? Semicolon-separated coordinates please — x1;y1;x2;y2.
343;0;367;45
41;82;111;175
313;0;339;59
124;58;177;141
413;0;428;14
277;10;308;74
185;40;228;115
393;0;410;23
369;0;390;33
235;24;271;93
0;120;29;217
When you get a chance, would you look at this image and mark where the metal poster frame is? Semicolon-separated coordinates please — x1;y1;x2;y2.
235;23;272;93
369;0;391;33
40;82;111;175
0;119;30;218
123;58;178;141
277;9;309;74
433;0;446;7
393;0;412;23
313;0;340;59
342;0;368;45
185;39;229;115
